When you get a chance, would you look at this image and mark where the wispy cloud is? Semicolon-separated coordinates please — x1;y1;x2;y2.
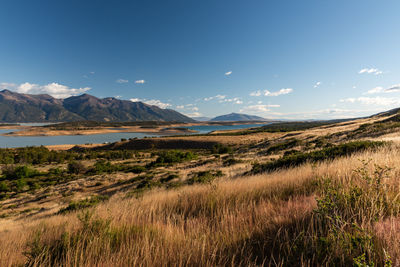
340;96;400;106
175;104;199;112
313;81;321;88
240;104;280;113
365;86;384;94
83;71;95;78
184;112;203;117
219;97;243;104
250;88;293;97
385;84;400;93
264;88;293;96
204;94;226;101
135;80;146;84
130;98;171;109
116;79;129;84
359;68;383;75
365;84;400;94
225;71;232;76
0;82;91;98
250;90;262;97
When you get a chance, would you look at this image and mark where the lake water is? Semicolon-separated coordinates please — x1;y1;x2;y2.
184;123;267;134
0;123;268;148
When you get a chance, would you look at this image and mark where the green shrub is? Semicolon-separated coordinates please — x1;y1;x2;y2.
126;165;146;174
58;195;109;214
187;170;223;185
67;161;86;174
251;141;386;174
2;165;39;180
212;144;232;154
222;157;242;166
265;139;302;154
153;150;197;165
15;178;27;192
160;174;179;183
0;181;10;192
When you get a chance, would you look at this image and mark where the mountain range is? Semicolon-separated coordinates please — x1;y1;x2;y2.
0;90;194;123
210;113;269;122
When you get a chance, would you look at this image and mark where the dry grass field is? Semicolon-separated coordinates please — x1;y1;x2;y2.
2;112;400;266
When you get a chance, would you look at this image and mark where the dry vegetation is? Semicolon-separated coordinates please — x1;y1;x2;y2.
2;113;400;266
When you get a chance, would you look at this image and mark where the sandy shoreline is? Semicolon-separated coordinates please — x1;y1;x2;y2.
2;125;196;137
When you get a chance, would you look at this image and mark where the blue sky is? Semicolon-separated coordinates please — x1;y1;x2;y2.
1;0;400;119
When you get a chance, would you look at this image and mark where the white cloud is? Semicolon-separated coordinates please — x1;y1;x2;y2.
184;112;203;117
313;81;321;88
116;79;129;84
359;68;383;75
175;104;199;112
240;104;280;113
340;96;400;106
225;71;232;76
385;84;400;93
204;94;226;101
135;80;146;84
219;97;243;104
0;82;91;98
250;88;293;97
250;90;262;97
130;98;171;109
145;99;171;108
365;84;400;94
264;88;293;96
89;71;95;74
365;87;384;94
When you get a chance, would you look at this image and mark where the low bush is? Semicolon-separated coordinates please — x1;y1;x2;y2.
67;161;86;174
2;165;40;180
152;150;197;165
222;157;242;166
58;195;109;214
212;144;232;154
265;139;302;154
187;170;223;185
251;141;386;173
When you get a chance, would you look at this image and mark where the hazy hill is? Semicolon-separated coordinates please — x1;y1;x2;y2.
191;116;211;121
0;90;194;123
210;112;269;122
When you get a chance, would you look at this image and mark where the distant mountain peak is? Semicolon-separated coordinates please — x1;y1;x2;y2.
210;113;269;122
0;91;194;123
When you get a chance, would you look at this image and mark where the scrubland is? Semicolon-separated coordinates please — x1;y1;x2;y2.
2;114;400;266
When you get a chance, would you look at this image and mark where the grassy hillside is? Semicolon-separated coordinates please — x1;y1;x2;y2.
2;112;400;266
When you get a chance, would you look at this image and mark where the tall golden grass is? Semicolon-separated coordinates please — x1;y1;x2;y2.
1;145;400;266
